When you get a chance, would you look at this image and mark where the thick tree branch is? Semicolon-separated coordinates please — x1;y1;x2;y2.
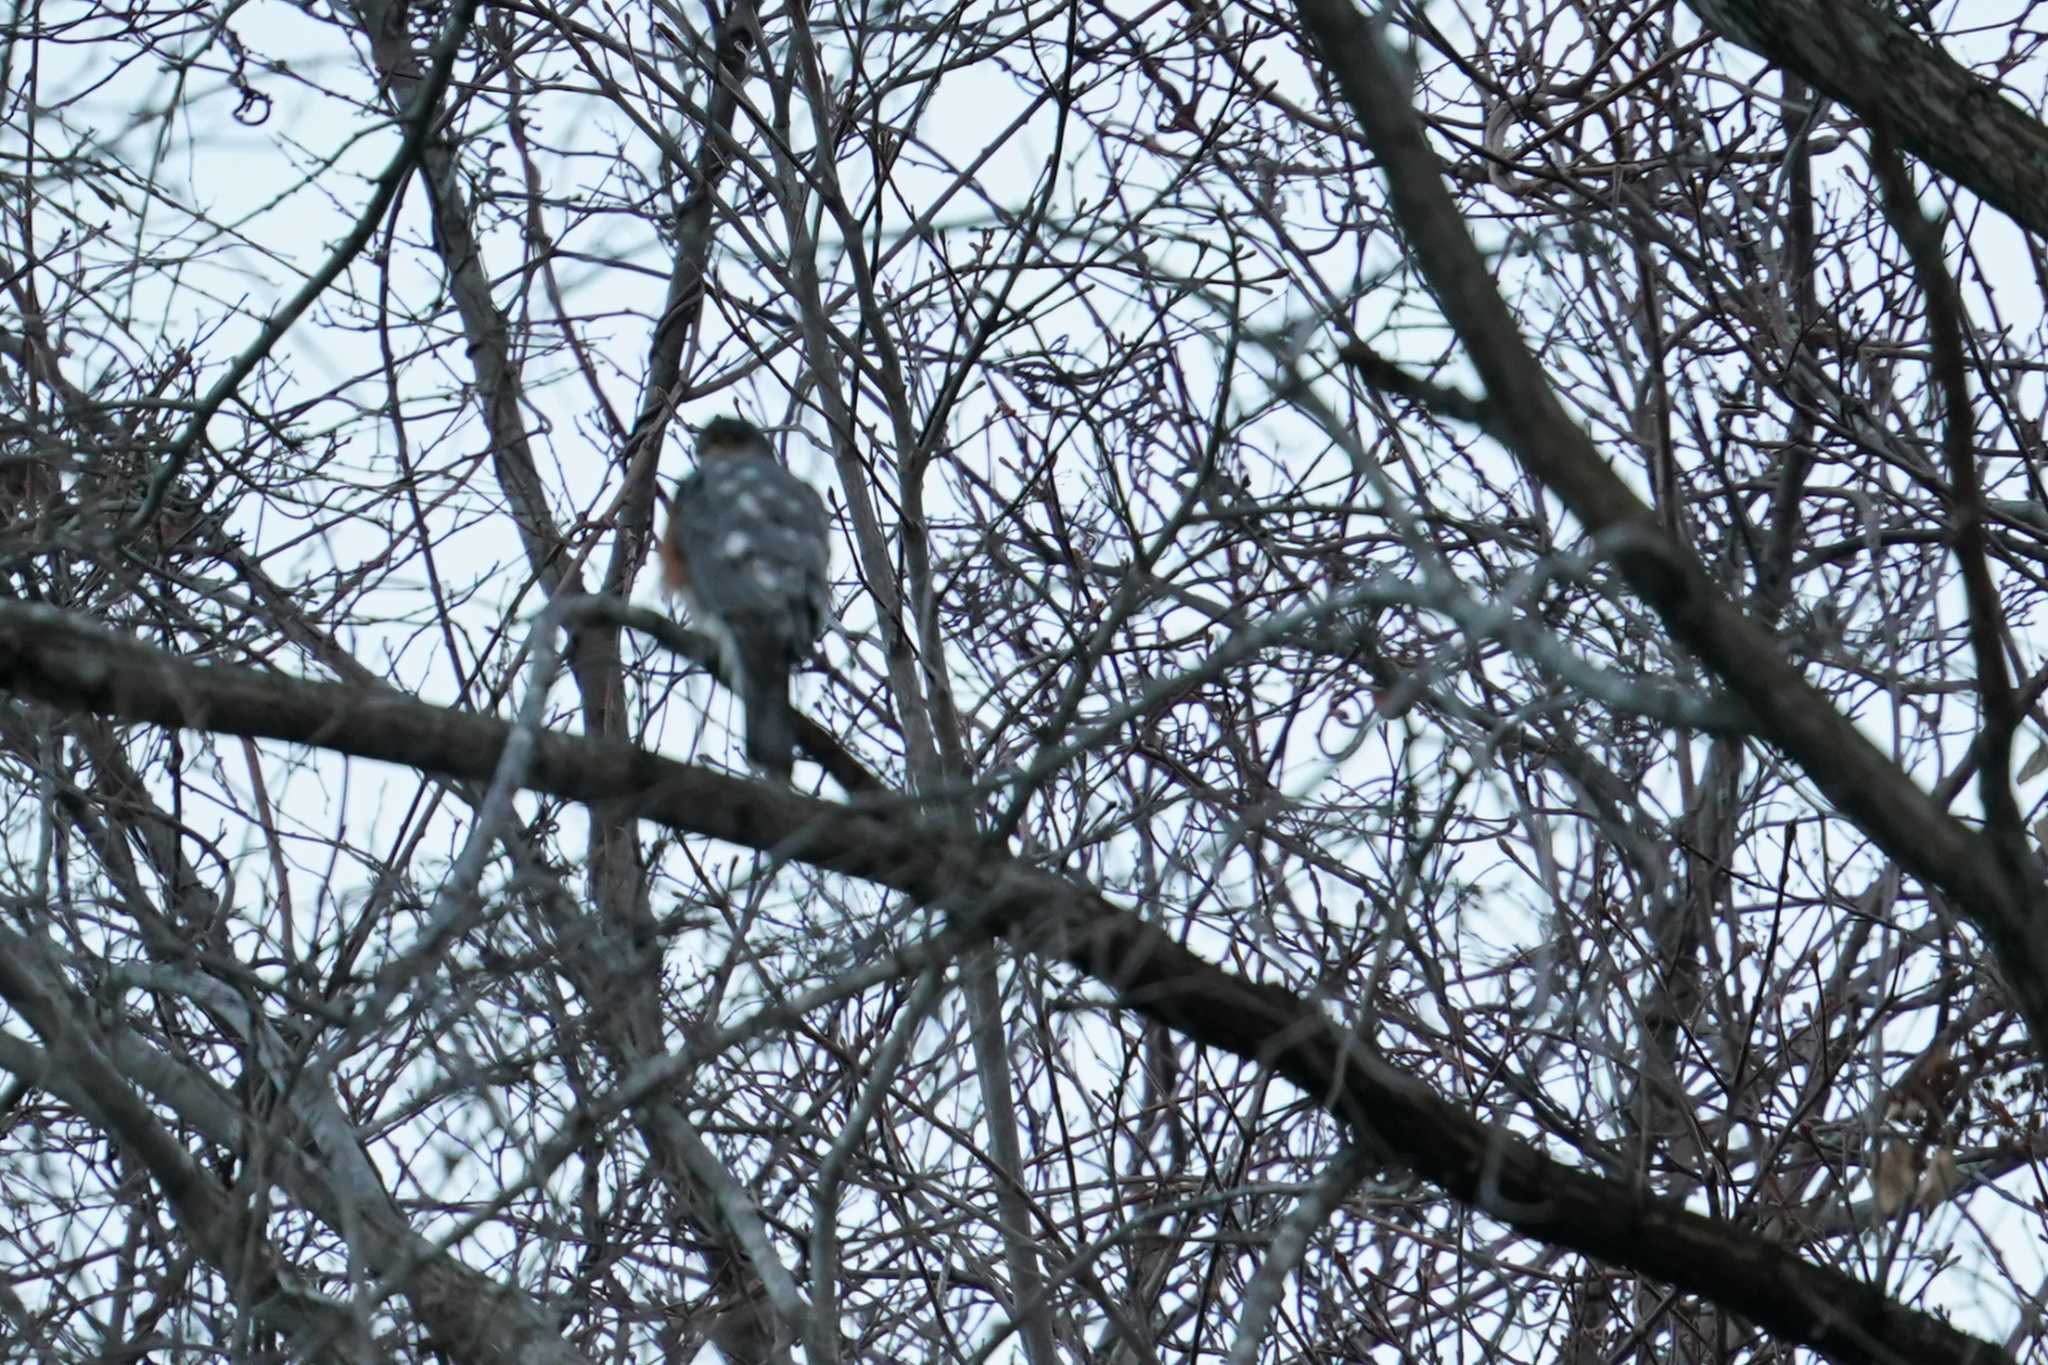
1686;0;2048;238
1293;0;2048;1071
600;0;759;600
1867;137;2026;838
0;601;2008;1365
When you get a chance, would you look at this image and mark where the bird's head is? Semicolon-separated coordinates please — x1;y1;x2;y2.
697;416;777;463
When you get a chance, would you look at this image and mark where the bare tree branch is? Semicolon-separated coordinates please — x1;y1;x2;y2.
0;600;2010;1365
1294;0;2048;1065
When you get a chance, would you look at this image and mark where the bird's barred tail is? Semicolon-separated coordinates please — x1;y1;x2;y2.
735;634;798;780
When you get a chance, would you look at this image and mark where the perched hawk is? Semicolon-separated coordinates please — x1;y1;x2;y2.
660;417;831;779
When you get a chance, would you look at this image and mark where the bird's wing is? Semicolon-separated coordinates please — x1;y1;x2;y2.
671;459;830;643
